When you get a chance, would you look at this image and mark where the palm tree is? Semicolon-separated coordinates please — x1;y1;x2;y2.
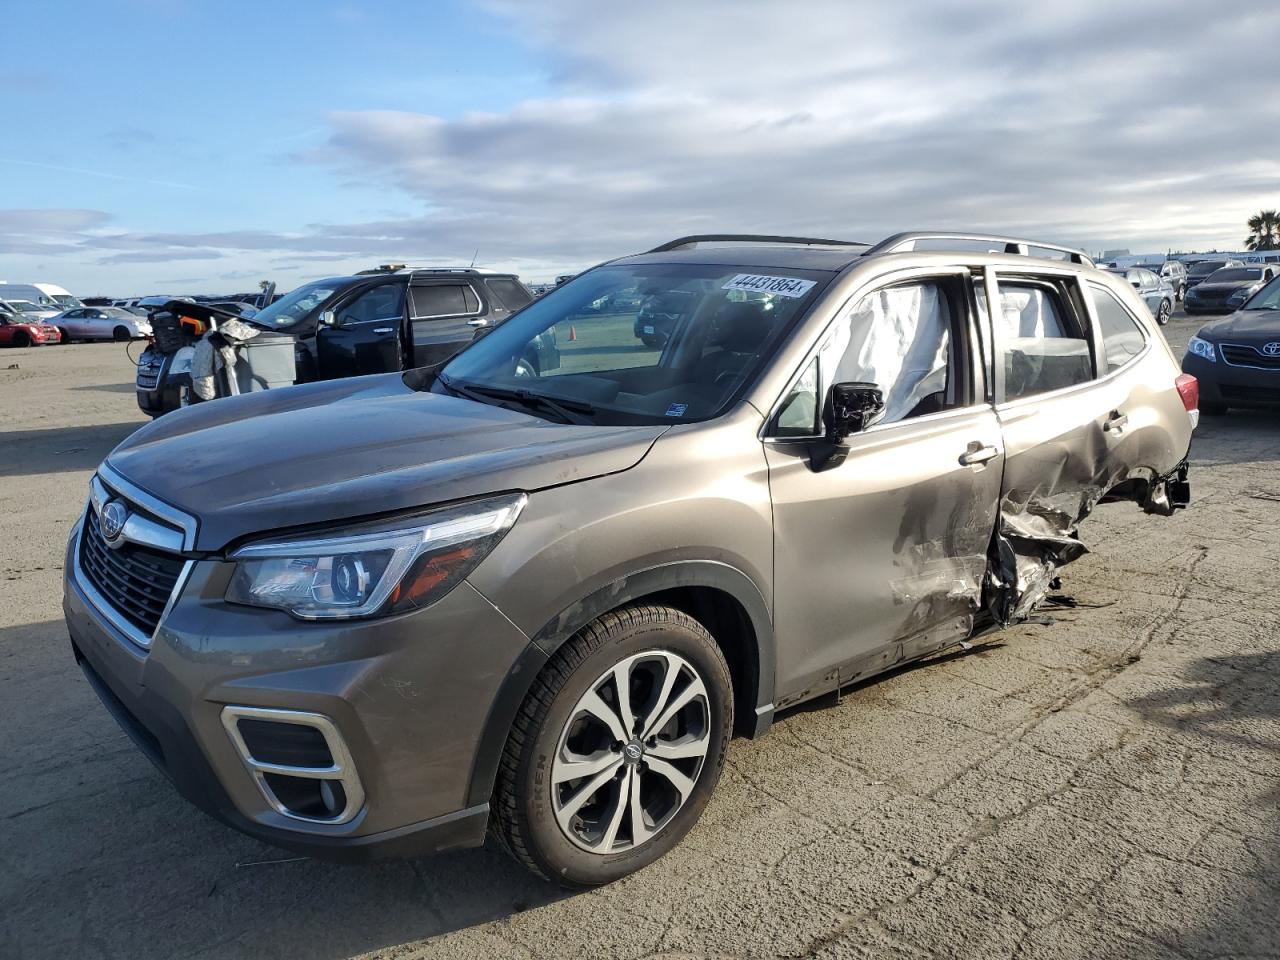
1245;209;1280;251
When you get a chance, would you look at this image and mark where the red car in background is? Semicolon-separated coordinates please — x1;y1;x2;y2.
0;314;62;347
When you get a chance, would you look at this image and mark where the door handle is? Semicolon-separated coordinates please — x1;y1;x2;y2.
372;327;394;334
467;318;490;328
958;442;1000;467
1104;410;1129;432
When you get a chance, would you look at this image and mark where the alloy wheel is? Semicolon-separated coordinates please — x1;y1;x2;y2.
550;649;710;854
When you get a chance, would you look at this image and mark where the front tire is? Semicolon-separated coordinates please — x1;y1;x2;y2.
13;331;31;348
1156;300;1172;326
494;604;732;887
58;328;71;343
112;326;131;341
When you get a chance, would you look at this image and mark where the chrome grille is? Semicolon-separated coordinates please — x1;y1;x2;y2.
79;507;185;637
1221;344;1280;370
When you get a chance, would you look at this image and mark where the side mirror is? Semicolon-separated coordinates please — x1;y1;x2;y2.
320;310;337;327
1130;280;1142;290
811;382;885;470
825;381;886;441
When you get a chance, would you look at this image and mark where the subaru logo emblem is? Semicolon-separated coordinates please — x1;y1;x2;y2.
100;500;129;543
1263;342;1280;357
623;742;644;762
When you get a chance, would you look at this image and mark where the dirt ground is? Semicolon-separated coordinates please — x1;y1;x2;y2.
2;313;1278;960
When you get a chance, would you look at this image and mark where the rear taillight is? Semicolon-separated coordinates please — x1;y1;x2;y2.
1175;373;1198;412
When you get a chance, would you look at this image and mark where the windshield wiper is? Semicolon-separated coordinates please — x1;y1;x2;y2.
440;377;596;425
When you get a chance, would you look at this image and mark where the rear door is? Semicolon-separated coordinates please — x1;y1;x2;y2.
766;267;1004;697
314;282;406;379
408;280;487;366
982;266;1132;617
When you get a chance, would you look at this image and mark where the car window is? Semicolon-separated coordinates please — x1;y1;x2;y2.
1090;285;1147;373
822;280;954;425
1210;268;1261;282
484;278;533;311
440;263;829;425
338;283;404;325
982;280;1092;401
410;283;479;319
773;357;820;437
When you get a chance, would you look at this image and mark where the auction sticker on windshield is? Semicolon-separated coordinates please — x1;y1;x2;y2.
722;274;817;298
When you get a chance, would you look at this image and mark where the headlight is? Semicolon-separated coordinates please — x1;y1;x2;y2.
1187;337;1217;363
225;493;526;619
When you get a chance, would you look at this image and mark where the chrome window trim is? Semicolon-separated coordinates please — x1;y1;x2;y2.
220;706;366;825
97;463;198;551
70;506;195;650
408;281;484;320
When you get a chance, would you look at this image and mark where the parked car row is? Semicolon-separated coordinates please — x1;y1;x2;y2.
0;303;153;347
135;266;542;416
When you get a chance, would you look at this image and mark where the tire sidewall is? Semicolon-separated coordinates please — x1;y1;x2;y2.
521;615;732;886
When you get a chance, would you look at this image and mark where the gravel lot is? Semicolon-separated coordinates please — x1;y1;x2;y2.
2;311;1278;960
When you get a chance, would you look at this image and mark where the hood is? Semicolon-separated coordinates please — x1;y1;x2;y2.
106;373;667;551
1196;310;1280;342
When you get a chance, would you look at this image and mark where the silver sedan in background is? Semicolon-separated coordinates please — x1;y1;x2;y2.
48;306;153;342
1106;266;1175;325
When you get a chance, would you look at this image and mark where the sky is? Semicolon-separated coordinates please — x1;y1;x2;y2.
2;0;1278;296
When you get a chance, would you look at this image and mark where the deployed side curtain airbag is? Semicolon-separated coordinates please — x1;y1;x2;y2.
824;283;950;424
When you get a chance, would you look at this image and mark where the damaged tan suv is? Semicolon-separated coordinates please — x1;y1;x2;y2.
66;232;1195;886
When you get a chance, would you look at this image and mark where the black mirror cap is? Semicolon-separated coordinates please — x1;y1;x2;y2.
824;381;886;442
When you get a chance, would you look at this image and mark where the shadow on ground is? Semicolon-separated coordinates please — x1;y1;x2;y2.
0;422;142;476
1127;650;1280;957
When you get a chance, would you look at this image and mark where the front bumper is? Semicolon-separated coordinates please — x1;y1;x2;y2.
1182;352;1280;408
1183;294;1242;314
63;526;534;862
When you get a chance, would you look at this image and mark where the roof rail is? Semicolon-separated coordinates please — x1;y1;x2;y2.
863;232;1094;266
648;234;869;253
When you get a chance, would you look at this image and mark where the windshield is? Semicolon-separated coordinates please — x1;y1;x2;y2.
438;263;830;425
1208;268;1261;283
104;308;135;318
1189;261;1229;277
52;294;78;306
1243;276;1280;309
12;301;43;313
249;280;342;329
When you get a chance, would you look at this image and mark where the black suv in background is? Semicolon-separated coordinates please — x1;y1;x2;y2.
137;267;549;416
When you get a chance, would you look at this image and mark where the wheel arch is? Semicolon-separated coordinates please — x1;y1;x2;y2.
464;560;776;808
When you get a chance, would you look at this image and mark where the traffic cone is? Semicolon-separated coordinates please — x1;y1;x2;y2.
568;326;577;341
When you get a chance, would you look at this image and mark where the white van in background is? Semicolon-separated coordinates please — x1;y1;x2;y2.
0;282;81;309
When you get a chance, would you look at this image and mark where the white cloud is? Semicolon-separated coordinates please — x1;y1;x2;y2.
6;1;1280;292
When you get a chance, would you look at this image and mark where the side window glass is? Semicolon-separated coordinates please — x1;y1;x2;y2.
987;281;1092;400
410;284;474;319
773;357;820;437
1090;285;1147;373
338;283;403;326
484;278;532;310
824;281;953;425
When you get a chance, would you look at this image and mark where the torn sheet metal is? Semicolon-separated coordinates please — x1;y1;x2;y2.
984;489;1098;627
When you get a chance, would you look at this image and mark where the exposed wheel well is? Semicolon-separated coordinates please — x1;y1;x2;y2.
623;586;761;738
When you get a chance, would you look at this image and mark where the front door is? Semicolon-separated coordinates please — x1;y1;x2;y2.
766;270;1004;699
315;282;406;379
